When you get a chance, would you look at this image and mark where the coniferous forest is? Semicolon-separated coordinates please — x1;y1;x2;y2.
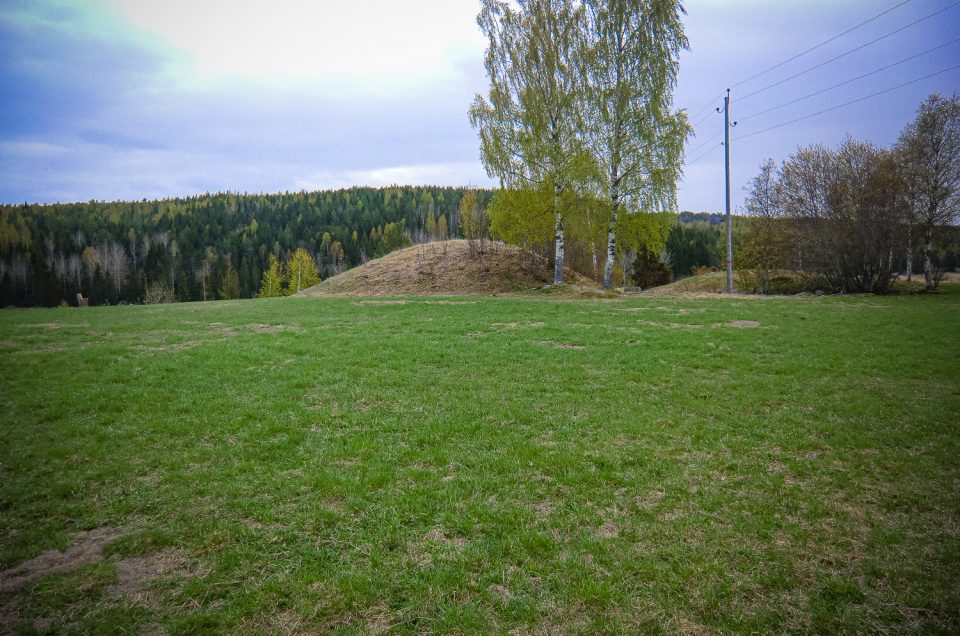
0;187;493;307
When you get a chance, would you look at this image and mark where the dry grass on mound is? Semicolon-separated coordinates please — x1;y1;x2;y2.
640;271;729;297
300;240;596;296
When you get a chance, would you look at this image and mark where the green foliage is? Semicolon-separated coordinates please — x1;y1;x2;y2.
0;186;484;306
615;211;672;257
581;0;689;287
218;259;241;299
632;245;672;289
257;254;286;298
286;248;320;294
488;185;555;249
373;222;412;258
458;190;488;241
666;221;721;276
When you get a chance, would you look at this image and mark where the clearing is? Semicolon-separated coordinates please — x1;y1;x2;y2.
1;289;958;633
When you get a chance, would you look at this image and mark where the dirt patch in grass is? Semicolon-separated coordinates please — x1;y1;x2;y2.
246;323;300;334
106;549;196;601
354;300;409;306
0;526;118;593
207;323;238;337
639;320;705;329
488;584;512;604
15;322;88;330
0;526;203;631
596;521;621;539
712;320;763;329
539;340;586;350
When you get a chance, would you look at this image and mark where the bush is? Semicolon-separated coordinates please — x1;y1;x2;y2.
144;281;175;304
632;247;672;289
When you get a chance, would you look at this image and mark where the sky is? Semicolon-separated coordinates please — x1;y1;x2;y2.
0;0;958;212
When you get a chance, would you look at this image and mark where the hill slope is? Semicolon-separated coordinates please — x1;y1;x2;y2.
300;239;594;296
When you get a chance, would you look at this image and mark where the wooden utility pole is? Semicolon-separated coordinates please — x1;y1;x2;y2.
720;89;734;293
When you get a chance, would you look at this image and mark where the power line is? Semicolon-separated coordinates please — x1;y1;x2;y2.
686;130;723;155
739;0;960;102
684;93;724;120
691;109;717;128
738;36;960;122
734;63;960;141
730;0;915;89
685;143;723;165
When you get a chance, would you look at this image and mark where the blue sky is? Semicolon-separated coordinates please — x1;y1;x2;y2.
0;0;958;211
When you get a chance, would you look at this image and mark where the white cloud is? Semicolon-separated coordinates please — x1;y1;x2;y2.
294;161;494;191
106;0;487;92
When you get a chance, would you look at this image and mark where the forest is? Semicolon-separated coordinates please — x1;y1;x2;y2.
0;187;493;307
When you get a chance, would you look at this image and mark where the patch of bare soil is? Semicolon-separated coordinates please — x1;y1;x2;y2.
0;527;118;594
539;341;586;350
15;322;89;330
0;527;203;632
638;320;705;329
246;323;300;334
105;549;196;602
596;520;621;539
712;320;763;329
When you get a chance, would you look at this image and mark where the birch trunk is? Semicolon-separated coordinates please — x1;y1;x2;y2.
554;211;565;284
924;228;933;290
603;204;617;289
553;183;564;284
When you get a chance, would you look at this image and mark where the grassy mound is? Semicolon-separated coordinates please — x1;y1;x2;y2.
300;240;595;296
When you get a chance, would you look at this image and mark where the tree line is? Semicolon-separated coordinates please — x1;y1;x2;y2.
737;93;960;294
0;187;491;307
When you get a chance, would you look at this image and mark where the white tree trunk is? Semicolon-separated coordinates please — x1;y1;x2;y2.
603;201;618;289
553;184;564;285
924;229;933;289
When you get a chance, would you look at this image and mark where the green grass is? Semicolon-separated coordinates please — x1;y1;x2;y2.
1;290;958;634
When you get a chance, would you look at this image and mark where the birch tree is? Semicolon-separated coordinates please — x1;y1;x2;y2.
897;93;960;289
583;0;689;289
287;248;320;294
470;0;588;284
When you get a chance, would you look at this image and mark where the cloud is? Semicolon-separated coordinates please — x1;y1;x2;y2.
294;162;493;192
106;0;487;93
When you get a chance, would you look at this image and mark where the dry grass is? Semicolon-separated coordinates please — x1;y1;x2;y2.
299;240;595;296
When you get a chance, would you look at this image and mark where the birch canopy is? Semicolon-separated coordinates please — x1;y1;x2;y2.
583;0;689;289
470;0;689;287
470;0;589;284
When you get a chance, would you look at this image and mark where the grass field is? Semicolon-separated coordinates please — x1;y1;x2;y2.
1;289;959;634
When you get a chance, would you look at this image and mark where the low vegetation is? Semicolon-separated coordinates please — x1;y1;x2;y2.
1;290;958;633
300;240;593;297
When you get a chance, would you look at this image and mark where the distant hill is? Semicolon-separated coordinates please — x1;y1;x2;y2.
678;211;726;225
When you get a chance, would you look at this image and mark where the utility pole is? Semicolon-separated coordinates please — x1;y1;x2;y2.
719;89;735;293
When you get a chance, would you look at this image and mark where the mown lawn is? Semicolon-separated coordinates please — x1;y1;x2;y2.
1;290;958;634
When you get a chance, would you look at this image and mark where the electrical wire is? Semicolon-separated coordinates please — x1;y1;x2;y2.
734;63;960;141
686;131;723;155
738;0;960;102
684;93;724;121
691;109;717;128
738;36;960;122
730;0;915;89
685;143;723;165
